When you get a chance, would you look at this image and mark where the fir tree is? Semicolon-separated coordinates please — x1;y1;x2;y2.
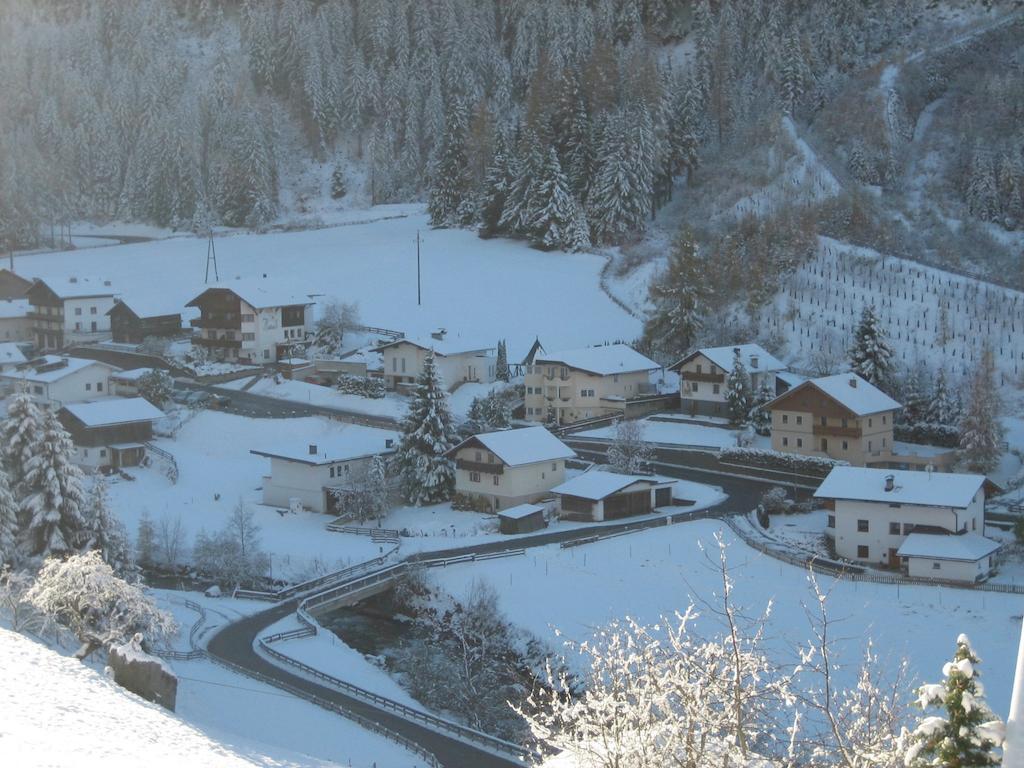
495;340;510;382
427;100;472;228
394;351;458;505
848;305;895;391
726;348;753;426
905;634;1004;767
2;390;44;491
500;129;544;237
642;230;707;362
900;362;931;425
0;467;18;567
82;478;137;581
959;345;1005;473
21;409;87;558
750;382;774;436
927;368;959;426
136;510;156;571
367;454;389;521
532;148;579;251
465;390;513;434
330;162;347;199
478;131;514;239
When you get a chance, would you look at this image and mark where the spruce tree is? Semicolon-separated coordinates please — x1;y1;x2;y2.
368;454;389;520
2;391;44;492
726;348;753;426
478;131;514;239
394;351;458;505
905;634;1004;767
500;129;544;237
849;305;895;391
82;478;136;580
642;229;707;362
21;409;87;558
532;148;578;251
959;345;1004;473
427;101;471;228
330;162;347;199
0;467;18;567
927;368;959;426
495;340;510;382
751;382;774;436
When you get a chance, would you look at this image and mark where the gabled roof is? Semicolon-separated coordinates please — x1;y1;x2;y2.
767;372;901;416
251;426;399;466
535;344;659;376
30;276;116;300
376;336;495;357
110;368;154;382
897;532;1001;562
187;279;314;310
107;297;183;320
1;355;118;384
497;503;545;520
0;343;27;366
550;471;670;501
670;344;786;374
814;467;986;509
448;426;575;467
62;397;165;428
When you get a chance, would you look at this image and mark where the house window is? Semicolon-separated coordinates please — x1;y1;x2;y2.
932;562;941;570
782;437;789;447
696;364;702;374
882;438;886;447
243;333;255;341
882;415;887;424
401;358;406;373
842;441;848;450
329;467;335;478
90;306;97;314
75;322;81;331
96;382;103;392
972;518;976;531
691;382;699;392
33;385;42;395
821;438;828;451
83;449;88;457
242;313;255;322
713;384;720;394
475;450;482;462
857;519;869;533
889;522;900;535
263;350;270;359
392;358;397;372
827;514;835;528
841;418;848;428
857;545;869;559
492;475;499;486
782;414;789;424
868;418;873;427
470;471;481;482
613;374;618;382
74;307;82;316
820;416;827;426
796;415;803;425
90;321;97;331
552;462;557;471
99;449;106;457
86;383;92;391
581;389;595;398
888;502;901;508
796;438;803;448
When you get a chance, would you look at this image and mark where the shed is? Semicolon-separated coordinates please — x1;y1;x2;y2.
497;503;547;535
551;472;674;522
897;532;1001;582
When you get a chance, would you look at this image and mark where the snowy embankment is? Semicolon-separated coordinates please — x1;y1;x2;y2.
0;626;420;767
575;417;739;449
224;376;410;420
16;208;641;361
427;519;1023;716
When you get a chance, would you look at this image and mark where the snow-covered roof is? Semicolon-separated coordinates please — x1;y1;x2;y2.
672;344;786;374
0;298;29;318
376;336;495;357
771;372;901;416
535;344;659;376
33;276;116;299
498;503;545;520
62;397;165;427
551;471;670;501
108;296;184;319
110;367;154;381
188;278;314;310
814;467;986;509
0;342;27;366
449;426;576;466
776;370;806;389
897;532;1001;562
251;426;399;466
1;355;117;384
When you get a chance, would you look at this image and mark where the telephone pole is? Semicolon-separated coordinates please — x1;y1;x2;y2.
205;229;219;284
416;230;421;306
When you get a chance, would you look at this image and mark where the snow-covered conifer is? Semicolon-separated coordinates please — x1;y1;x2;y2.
82;479;136;581
642;229;707;361
532;148;578;251
848;305;895;390
495;340;510;382
959;345;1004;473
0;468;18;567
136;511;156;571
2;390;44;490
726;348;754;426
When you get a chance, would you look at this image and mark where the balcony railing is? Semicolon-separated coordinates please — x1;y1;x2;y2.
191;315;241;329
812;425;862;438
680;371;725;383
456;459;504;475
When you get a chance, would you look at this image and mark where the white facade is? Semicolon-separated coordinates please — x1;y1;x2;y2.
672;344;786;418
380;338;496;391
0;299;32;343
0;357;118;406
63;295;116;343
241;302;313;364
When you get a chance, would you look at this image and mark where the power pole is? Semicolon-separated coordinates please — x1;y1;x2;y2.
205;229;219;284
416;230;421;306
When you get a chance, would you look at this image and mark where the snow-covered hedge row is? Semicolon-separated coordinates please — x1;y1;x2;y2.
718;447;848;475
894;422;960;448
336;374;385;399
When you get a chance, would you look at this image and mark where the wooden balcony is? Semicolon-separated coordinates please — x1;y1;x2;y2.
680;371;724;383
812;424;862;438
191;315;241;330
456;459;504;474
193;335;242;349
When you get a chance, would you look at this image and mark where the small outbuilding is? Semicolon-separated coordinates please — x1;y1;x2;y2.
897;532;1001;582
58;397;165;469
497;503;547;535
551;472;675;522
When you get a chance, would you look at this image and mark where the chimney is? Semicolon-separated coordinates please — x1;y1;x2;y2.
884;474;895;492
849;377;858;388
69;276;78;283
733;346;740;355
431;328;447;341
308;444;317;455
750;355;759;369
103;280;112;287
385;439;394;449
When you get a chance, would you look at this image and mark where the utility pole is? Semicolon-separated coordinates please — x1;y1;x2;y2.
416;230;421;306
205;228;219;284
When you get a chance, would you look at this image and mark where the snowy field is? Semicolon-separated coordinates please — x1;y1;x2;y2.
427;519;1024;716
576;416;740;449
16;207;641;361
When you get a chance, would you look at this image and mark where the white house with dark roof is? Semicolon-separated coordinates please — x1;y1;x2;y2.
670;343;788;418
186;279;314;365
814;466;999;579
523;343;660;425
446;426;576;511
550;471;675;522
58;397;165;469
377;331;496;391
251;426;399;514
27;276;117;350
0;355;119;406
766;372;902;466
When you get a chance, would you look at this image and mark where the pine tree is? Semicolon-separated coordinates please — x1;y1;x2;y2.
849;305;895;391
0;467;18;567
367;454;389;520
495;340;510;382
905;634;1004;767
588;108;653;244
532;148;580;251
726;349;753;426
642;230;707;362
750;382;774;436
394;351;458;505
901;362;932;425
136;510;156;571
330;161;347;199
21;409;87;558
427;101;472;228
2;391;44;491
500;129;544;237
478;131;514;239
82;478;136;581
927;368;959;426
959;345;1005;474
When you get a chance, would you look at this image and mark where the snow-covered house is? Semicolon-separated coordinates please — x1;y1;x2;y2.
0;298;32;343
0;342;27;372
0;268;31;299
58;397;165;469
377;332;496;392
251;427;398;514
27;276;117;350
523;344;660;425
0;355;119;405
186;279;314;365
550;471;675;522
670;344;787;418
766;372;901;466
107;298;183;344
109;368;155;397
446;426;576;511
814;466;999;579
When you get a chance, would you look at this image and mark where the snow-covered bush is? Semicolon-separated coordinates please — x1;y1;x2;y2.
336;374;385;399
894;423;960;449
760;487;790;516
137;370;173;406
719;447;847;475
451;492;494;513
26;551;176;659
606;419;655;475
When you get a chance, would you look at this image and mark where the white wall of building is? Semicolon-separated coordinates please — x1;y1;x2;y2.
453;446;565;510
261;454;378;513
904;554;993;581
63;296;116;342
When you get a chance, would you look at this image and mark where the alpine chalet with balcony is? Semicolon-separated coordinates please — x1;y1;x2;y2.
671;343;788;418
27;276;117;350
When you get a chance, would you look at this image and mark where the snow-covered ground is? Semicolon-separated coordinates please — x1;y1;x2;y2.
222;376;411;420
576;416;740;449
427;519;1024;716
14;208;641;361
0;625;419;767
